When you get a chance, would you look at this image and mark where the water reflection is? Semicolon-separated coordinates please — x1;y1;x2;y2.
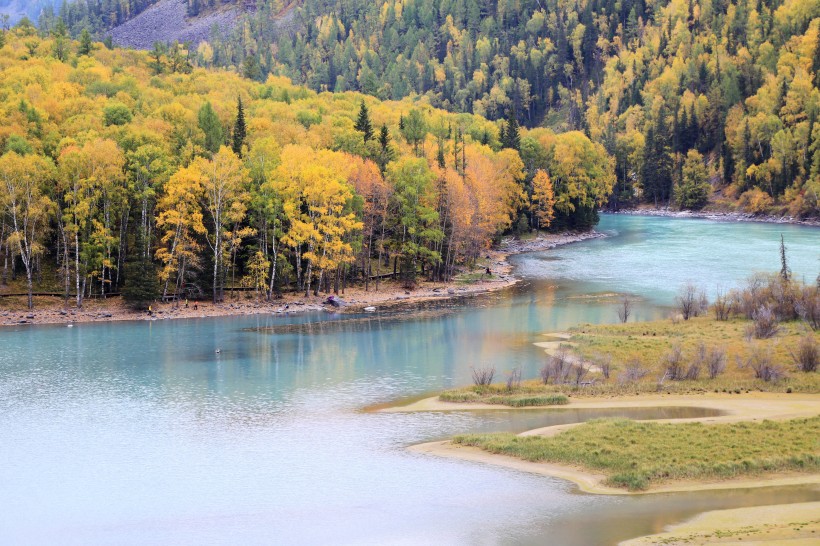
0;215;818;545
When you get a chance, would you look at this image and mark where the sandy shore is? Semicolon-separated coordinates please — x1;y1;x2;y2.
0;230;602;328
621;502;820;545
397;392;820;495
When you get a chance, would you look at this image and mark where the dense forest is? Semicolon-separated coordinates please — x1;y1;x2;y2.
28;0;820;216
190;0;820;215
0;26;612;309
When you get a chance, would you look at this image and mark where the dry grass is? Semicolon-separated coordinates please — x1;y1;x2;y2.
454;416;820;490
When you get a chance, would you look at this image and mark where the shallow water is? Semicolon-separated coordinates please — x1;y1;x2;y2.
1;215;818;545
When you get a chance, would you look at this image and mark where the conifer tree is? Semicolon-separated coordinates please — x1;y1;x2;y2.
501;110;520;151
198;102;223;154
78;28;92;56
232;96;246;157
354;100;373;142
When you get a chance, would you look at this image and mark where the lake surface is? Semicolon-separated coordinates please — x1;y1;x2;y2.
1;215;819;545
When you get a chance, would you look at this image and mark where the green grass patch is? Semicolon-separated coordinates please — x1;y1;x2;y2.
454;417;820;491
439;385;568;406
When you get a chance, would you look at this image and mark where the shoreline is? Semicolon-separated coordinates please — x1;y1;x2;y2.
0;230;603;328
396;392;820;495
607;207;820;227
621;502;820;545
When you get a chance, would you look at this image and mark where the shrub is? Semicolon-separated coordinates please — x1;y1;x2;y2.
664;345;685;380
797;285;820;330
748;306;780;339
471;366;495;386
739;347;785;382
540;348;572;384
619;360;649;384
572;362;590;386
790;333;818;373
676;282;705;320
505;367;522;391
703;345;727;379
713;289;731;321
738;187;773;214
597;354;612;380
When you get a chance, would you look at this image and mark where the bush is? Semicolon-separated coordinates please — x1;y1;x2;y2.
739;347;785;382
713;289;731;321
505;367;522;391
748;306;780;339
790;334;818;373
663;345;685;380
540;347;572;384
471;366;495;386
676;282;705;320
738;187;774;214
797;285;820;330
619;360;649;384
703;345;727;379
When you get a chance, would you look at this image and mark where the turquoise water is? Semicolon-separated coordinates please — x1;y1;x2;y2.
1;215;818;545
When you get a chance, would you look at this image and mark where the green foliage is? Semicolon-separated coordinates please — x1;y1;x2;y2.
5;134;33;155
232;96;246;157
103;103;133;126
675;150;711;210
197;101;224;154
354;100;373;142
78;29;93;56
122;232;160;310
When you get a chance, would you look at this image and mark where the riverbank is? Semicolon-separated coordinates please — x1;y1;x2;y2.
621;502;820;545
608;206;820;226
398;392;820;495
0;230;604;327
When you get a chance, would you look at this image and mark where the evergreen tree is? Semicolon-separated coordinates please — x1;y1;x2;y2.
149;42;166;75
354;100;374;142
501;110;521;150
232;96;246;157
51;17;68;61
377;124;394;174
198;101;224;154
78;28;92;56
780;234;790;281
501;110;520;151
122;229;160;310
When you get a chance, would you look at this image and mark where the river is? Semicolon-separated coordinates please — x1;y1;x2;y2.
1;215;818;545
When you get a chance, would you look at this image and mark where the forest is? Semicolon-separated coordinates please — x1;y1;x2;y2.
186;0;820;215
28;0;820;216
0;26;613;309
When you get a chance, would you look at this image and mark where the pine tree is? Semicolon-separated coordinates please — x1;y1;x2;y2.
501;110;520;151
378;124;394;174
232;96;246;157
78;28;92;56
354;100;373;141
780;234;790;281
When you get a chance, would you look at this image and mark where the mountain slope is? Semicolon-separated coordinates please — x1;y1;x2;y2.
111;0;243;49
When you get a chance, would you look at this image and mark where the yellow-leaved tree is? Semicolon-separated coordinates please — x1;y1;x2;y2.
0;152;56;309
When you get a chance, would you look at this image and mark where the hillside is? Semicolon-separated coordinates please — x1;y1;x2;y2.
194;0;819;217
110;0;244;49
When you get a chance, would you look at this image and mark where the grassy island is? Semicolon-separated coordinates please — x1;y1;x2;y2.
453;416;820;491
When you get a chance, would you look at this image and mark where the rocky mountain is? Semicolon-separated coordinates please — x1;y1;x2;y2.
110;0;244;49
